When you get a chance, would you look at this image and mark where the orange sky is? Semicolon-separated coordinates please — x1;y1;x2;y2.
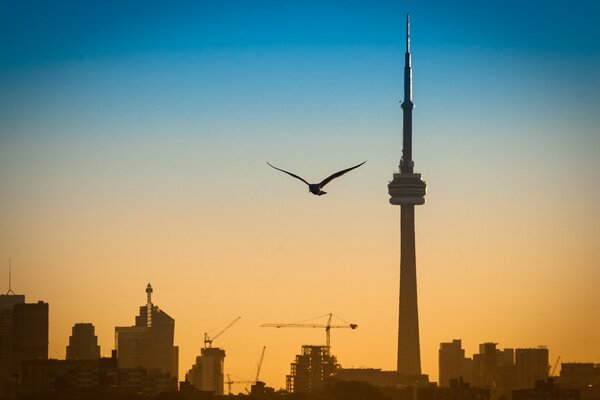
1;123;599;389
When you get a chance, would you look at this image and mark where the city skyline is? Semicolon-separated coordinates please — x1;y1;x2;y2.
1;0;599;391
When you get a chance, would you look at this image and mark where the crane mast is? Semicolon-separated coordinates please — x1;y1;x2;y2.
255;346;266;382
225;346;267;394
204;316;241;348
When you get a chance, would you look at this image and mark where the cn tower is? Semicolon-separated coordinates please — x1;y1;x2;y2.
388;15;426;376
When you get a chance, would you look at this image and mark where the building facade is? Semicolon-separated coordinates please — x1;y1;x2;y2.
286;345;338;394
515;348;549;389
114;284;178;386
0;293;25;397
66;323;100;360
440;340;472;387
185;347;226;395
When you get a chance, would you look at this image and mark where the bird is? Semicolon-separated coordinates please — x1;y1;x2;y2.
267;161;366;196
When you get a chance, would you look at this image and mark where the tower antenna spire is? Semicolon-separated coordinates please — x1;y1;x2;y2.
7;258;15;295
401;13;414;173
406;14;410;54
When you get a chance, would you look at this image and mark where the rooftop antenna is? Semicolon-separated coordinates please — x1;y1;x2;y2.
7;258;16;295
146;283;153;327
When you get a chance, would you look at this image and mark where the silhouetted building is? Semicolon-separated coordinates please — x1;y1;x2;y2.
513;379;579;400
559;363;600;387
12;301;49;367
0;297;49;400
66;323;100;360
473;343;500;389
558;364;600;400
515;348;549;389
115;283;178;388
286;345;338;394
20;357;117;395
0;293;25;397
250;380;275;398
186;347;226;395
440;340;473;387
471;343;515;393
335;367;429;388
387;15;427;377
439;378;491;400
20;354;176;397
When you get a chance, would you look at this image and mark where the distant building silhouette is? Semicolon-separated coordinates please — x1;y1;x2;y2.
20;357;118;396
438;340;558;400
185;347;226;395
472;342;515;394
114;283;178;387
387;15;427;378
12;301;49;365
66;323;100;360
558;363;600;400
0;293;25;398
0;293;48;400
440;339;473;387
286;345;338;394
559;363;600;387
335;367;429;389
513;378;579;400
20;353;177;397
444;378;492;400
515;348;549;389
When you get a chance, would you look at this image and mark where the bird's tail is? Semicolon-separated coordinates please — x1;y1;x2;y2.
318;190;327;196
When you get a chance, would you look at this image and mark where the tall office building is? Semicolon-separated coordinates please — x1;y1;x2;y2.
115;284;178;381
66;323;100;360
0;293;25;398
12;301;49;368
388;15;427;376
439;339;470;387
515;348;548;389
186;347;226;395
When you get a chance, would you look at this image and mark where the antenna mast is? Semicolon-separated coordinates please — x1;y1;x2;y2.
7;258;15;295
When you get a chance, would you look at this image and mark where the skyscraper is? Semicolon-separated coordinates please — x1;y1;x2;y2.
66;323;100;360
115;284;178;382
0;293;25;398
12;301;49;367
439;339;469;387
515;348;548;389
186;347;226;395
388;15;427;376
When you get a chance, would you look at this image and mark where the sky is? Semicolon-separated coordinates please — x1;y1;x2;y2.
1;0;599;390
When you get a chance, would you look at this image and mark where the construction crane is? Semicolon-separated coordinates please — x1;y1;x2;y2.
225;346;267;394
549;355;561;377
261;313;357;348
255;346;266;382
204;316;241;349
226;374;253;395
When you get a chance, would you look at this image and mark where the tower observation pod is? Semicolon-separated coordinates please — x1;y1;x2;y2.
388;15;426;377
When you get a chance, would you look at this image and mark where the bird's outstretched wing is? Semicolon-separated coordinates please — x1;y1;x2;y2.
319;161;366;187
267;162;310;186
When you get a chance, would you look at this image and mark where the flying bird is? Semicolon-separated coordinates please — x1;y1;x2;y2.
267;161;366;196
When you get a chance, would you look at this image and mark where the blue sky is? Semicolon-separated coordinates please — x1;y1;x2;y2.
1;1;599;65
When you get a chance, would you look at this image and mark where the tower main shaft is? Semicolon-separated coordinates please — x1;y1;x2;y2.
388;15;426;377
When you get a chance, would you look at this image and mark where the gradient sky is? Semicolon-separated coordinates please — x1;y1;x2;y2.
1;0;599;390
